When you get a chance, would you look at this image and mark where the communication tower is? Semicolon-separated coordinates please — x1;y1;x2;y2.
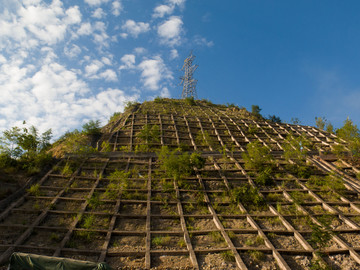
180;52;198;99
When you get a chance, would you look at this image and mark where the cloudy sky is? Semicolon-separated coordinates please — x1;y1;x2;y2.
1;0;359;138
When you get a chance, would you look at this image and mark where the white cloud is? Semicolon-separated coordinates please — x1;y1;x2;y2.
157;16;183;46
160;87;171;98
194;35;214;47
0;1;82;49
77;22;92;35
101;57;112;65
112;0;123;16
120;54;136;70
153;5;174;18
64;44;81;58
122;20;150;38
0;50;137;138
92;8;105;19
84;0;109;6
134;47;147;55
85;60;104;78
152;0;186;18
170;49;179;59
138;56;173;91
99;69;117;81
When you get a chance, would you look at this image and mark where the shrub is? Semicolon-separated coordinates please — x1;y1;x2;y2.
229;184;264;206
82;120;101;135
184;97;196;106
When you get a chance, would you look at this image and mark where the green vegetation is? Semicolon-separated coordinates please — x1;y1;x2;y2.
104;170;130;199
152;235;171;246
242;141;275;186
334;118;360;163
268;115;282;123
82;120;101;136
184;97;196;106
157;146;205;181
221;250;235;262
136;124;160;152
229;184;264;207
251;105;262;119
0;123;53;175
247;250;265;262
27;183;41;196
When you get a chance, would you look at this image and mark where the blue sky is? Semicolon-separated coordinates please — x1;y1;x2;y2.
0;0;359;138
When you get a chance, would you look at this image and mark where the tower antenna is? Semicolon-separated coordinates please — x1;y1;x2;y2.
180;51;198;99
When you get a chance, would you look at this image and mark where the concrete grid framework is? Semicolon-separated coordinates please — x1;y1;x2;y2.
1;100;360;269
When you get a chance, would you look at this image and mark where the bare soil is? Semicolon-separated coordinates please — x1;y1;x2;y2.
325;254;360;270
115;217;146;231
109;235;145;252
198;253;237;270
151;255;192;269
106;255;145;269
151;218;182;231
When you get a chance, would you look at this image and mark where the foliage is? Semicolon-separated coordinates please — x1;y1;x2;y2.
315;117;327;130
326;123;334;133
308;222;333;251
157;147;205;181
27;184;41;196
101;141;112;152
154;96;165;103
124;101;140;111
251;105;262;118
221;250;235;262
335;118;360;162
268;115;282;123
109;112;121;123
137;124;160;145
282;133;312;165
82;120;101;135
306;174;346;194
196;131;217;149
229;184;264;206
285;164;312;179
0;123;53;174
255;167;274;186
242;141;273;171
291;117;301;125
184;96;196;106
104;169;130;199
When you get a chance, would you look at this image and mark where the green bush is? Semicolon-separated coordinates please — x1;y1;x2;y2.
229;184;264;206
82;120;101;135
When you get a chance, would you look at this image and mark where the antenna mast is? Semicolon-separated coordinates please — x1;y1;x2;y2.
180;51;198;99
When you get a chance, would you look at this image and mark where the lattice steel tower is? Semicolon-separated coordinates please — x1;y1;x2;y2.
180;51;198;99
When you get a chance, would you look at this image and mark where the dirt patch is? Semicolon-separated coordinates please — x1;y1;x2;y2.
283;255;312;270
339;233;360;247
2;211;39;226
106;255;145;269
191;233;227;250
0;227;25;244
115;217;146;231
24;229;66;248
151;218;182;231
267;234;304;250
151;235;187;250
40;213;74;227
221;218;252;229
241;253;278;270
109;235;145;252
186;218;217;231
325;254;360;270
253;217;287;230
198;253;237;270
55;199;83;211
231;233;266;248
151;203;178;215
151;255;193;269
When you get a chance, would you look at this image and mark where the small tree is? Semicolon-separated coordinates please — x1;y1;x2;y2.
251;105;262;118
268;115;281;123
82;120;101;135
315;117;326;130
